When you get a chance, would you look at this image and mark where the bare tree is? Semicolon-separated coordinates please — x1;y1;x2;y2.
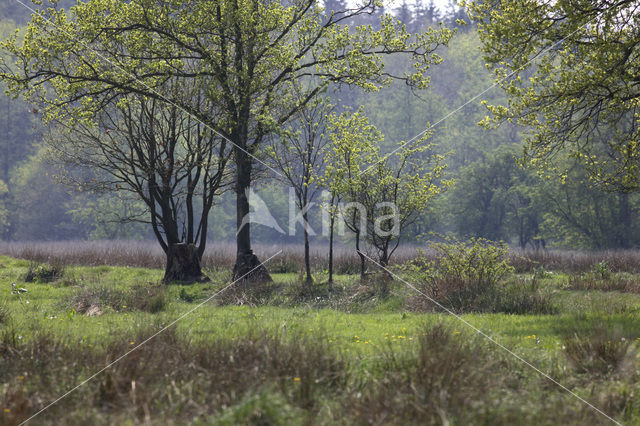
266;93;332;284
51;85;231;283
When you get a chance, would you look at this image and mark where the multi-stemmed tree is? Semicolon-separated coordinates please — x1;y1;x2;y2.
325;109;451;280
2;0;452;281
324;109;379;279
49;85;230;283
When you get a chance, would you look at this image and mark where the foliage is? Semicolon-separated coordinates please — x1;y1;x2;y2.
427;236;514;287
8;147;85;240
400;236;519;312
265;93;334;282
0;2;639;265
0;20;38;184
1;4;638;250
24;261;65;283
448;146;544;248
47;88;230;263
465;0;640;192
0;0;453;277
537;165;640;249
67;191;151;241
324;108;451;273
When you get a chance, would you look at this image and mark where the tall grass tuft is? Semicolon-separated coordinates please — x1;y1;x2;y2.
343;324;506;425
562;325;637;376
69;283;166;315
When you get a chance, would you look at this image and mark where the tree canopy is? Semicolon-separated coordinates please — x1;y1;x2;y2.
463;0;640;191
1;0;453;280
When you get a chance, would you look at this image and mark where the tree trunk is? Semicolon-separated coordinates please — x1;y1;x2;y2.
379;244;390;294
303;210;312;285
163;243;209;284
232;150;272;283
328;201;335;286
380;245;389;268
355;231;366;280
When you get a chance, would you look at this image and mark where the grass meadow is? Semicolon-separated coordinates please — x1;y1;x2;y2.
1;242;640;424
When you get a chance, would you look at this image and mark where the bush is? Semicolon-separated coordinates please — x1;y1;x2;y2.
592;261;611;280
400;237;515;313
24;261;64;283
430;237;514;285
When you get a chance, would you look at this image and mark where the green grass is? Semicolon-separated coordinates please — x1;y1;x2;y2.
2;256;640;424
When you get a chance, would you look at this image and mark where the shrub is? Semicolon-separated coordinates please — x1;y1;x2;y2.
430;237;514;285
592;261;611;280
24;261;64;283
400;237;514;313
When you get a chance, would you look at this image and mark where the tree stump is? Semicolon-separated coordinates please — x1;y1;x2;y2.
163;243;210;284
232;250;272;285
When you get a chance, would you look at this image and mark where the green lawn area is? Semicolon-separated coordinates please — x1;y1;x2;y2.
1;255;640;425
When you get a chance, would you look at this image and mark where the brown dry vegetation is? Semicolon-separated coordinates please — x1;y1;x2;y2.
4;241;640;276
